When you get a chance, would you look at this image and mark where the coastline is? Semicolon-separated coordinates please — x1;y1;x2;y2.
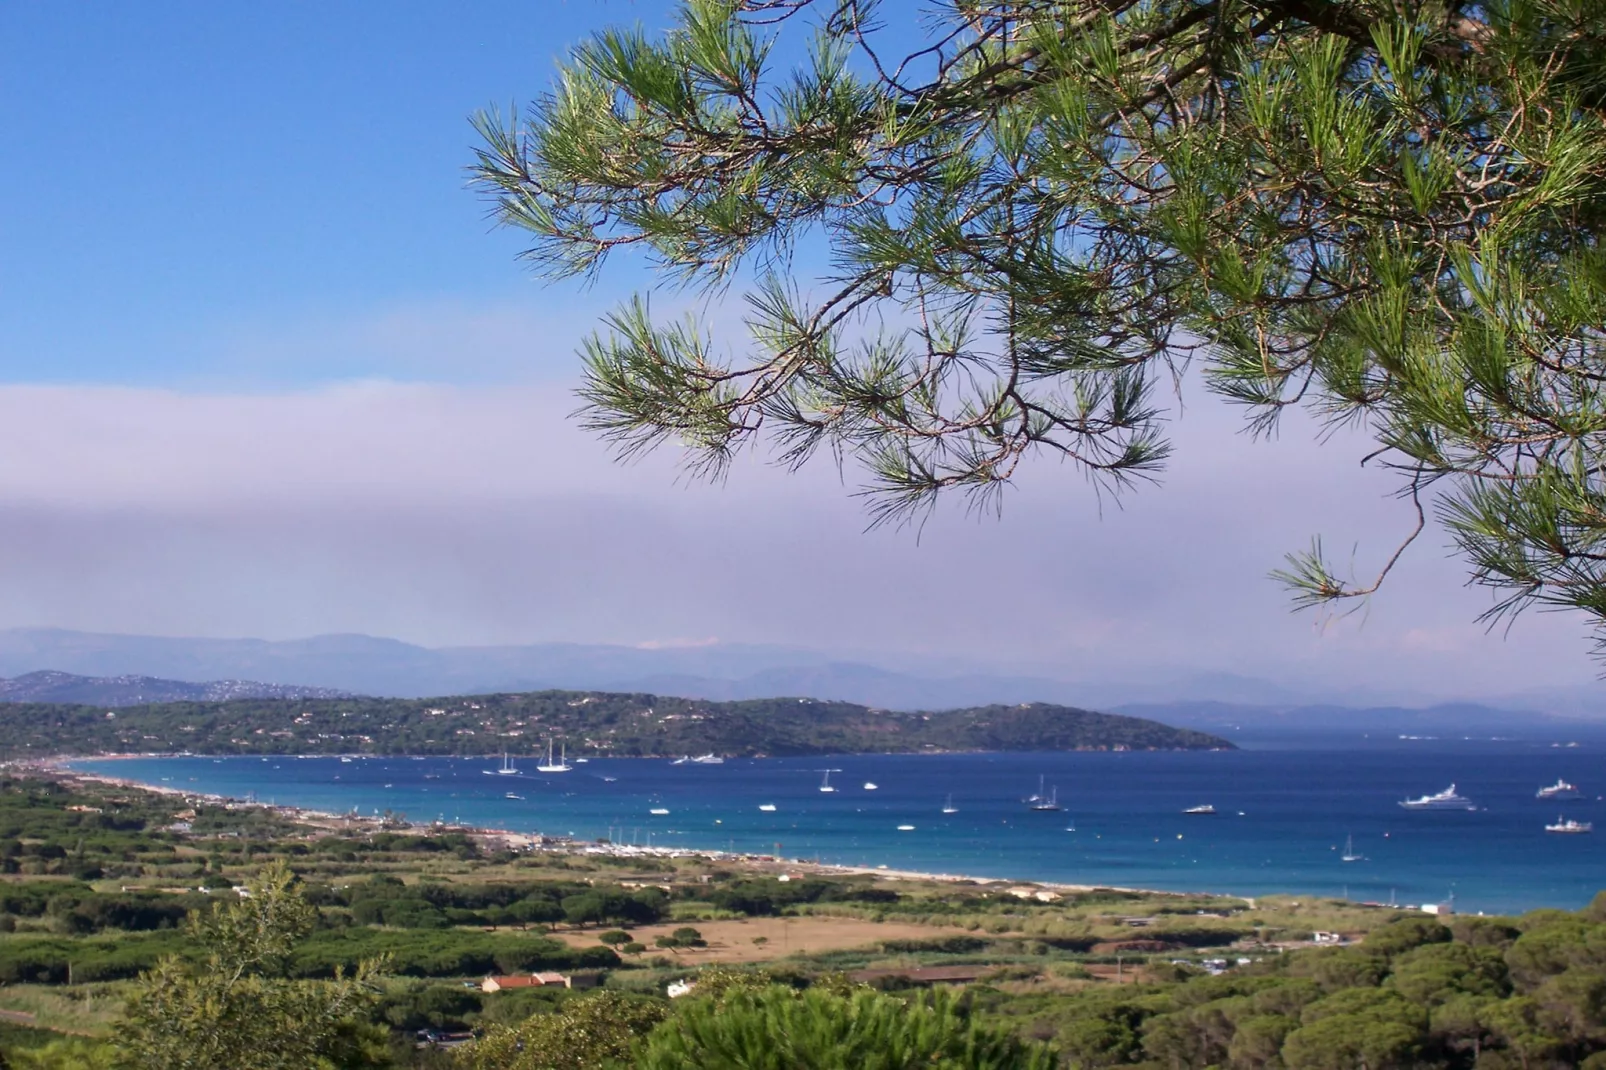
29;753;1242;908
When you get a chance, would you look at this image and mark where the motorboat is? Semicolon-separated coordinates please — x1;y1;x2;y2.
758;804;777;812
896;825;916;831
1537;779;1583;800
1399;784;1476;810
1546;817;1592;834
692;754;724;765
863;782;879;790
504;793;524;801
649;807;670;815
1183;805;1217;815
670;756;690;766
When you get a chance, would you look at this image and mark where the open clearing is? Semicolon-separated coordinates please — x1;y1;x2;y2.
552;916;976;964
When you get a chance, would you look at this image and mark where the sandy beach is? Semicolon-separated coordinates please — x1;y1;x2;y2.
27;753;1211;905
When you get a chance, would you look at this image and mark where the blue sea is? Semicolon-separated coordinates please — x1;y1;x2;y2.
70;733;1606;915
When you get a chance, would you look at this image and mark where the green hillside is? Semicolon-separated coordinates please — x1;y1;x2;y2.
0;691;1232;757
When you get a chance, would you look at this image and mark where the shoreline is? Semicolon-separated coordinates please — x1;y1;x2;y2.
27;754;1250;908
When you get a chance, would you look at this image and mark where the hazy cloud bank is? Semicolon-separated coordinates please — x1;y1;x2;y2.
0;379;1591;699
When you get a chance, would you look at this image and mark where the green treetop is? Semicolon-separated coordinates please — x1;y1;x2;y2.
474;0;1606;654
119;861;387;1070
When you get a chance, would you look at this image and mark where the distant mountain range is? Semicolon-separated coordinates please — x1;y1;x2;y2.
0;627;1600;727
0;627;1316;708
0;671;349;706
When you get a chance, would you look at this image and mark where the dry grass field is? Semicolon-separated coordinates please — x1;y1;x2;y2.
552;916;979;964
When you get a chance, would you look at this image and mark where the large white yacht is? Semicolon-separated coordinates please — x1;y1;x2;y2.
1536;779;1583;801
1399;784;1476;810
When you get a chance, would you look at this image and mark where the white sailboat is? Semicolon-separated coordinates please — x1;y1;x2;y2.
1026;777;1062;811
941;794;959;814
486;751;520;776
1341;834;1365;862
536;740;572;773
819;769;840;793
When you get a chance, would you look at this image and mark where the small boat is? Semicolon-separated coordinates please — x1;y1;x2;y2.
670;756;690;766
536;740;572;773
383;783;393;789
1399;784;1476;810
863;781;878;790
339;756;353;764
600;776;618;783
504;793;524;801
649;807;670;815
896;825;916;831
1537;779;1583;800
758;804;777;812
1546;817;1593;834
819;770;840;793
1183;804;1217;815
692;754;724;765
1341;834;1365;862
941;794;959;814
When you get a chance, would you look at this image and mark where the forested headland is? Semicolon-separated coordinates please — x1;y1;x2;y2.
0;691;1231;758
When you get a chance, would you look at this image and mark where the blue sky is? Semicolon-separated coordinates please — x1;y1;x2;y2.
0;1;1597;699
0;0;667;385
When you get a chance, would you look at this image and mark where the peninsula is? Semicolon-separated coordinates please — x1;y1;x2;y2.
0;690;1231;757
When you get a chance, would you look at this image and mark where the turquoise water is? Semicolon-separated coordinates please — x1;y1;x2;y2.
72;738;1606;915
